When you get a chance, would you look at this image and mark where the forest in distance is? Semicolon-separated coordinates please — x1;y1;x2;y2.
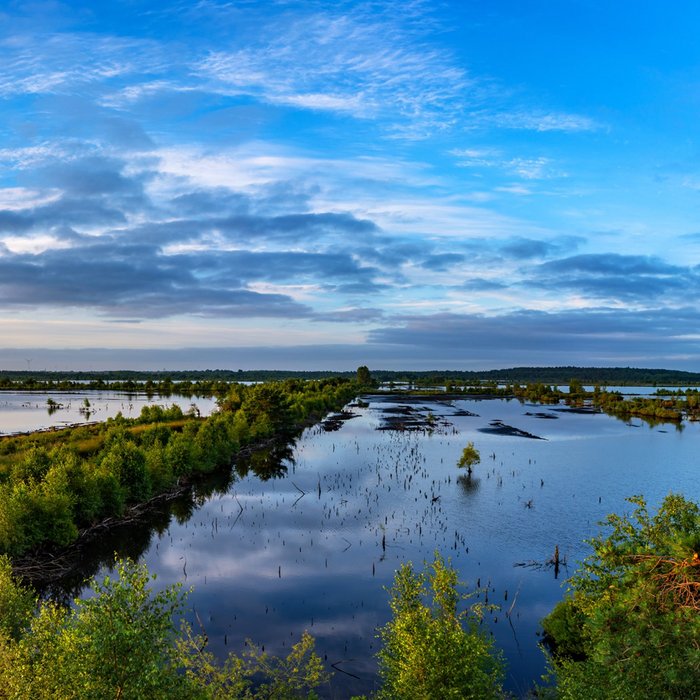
0;367;698;698
3;364;700;386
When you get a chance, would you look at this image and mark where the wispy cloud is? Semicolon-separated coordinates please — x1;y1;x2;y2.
195;4;473;136
474;109;600;133
0;1;599;146
452;149;561;180
0;33;163;98
0;0;686;365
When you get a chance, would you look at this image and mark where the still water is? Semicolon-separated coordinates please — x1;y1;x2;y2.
11;391;699;697
92;393;697;698
0;390;218;435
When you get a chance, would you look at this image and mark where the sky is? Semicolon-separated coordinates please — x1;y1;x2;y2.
2;0;700;371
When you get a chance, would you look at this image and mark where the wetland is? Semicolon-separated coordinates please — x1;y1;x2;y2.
6;387;697;697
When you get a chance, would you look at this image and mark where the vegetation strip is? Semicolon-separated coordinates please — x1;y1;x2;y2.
0;378;362;562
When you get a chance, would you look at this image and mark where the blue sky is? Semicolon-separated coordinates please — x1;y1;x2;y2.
2;0;700;371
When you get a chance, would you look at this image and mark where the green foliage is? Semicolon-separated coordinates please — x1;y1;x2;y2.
376;553;505;699
0;558;189;699
137;403;185;424
164;431;195;478
0;378;359;556
568;378;584;396
193;414;237;473
540;598;586;661
100;432;152;502
11;446;52;483
93;465;125;518
356;365;372;386
240;384;294;438
218;384;244;413
177;627;328;699
457;441;480;473
0;556;34;640
543;494;700;699
0;557;329;699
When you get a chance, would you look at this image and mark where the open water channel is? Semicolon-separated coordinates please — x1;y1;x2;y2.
7;391;700;697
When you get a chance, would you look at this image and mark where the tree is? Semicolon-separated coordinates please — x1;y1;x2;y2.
356;365;372;386
376;553;505;699
0;558;189;699
240;383;294;438
542;494;700;699
100;434;151;502
457;441;480;475
568;378;584;397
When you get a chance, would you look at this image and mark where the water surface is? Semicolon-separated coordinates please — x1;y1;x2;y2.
0;390;217;435
95;393;699;697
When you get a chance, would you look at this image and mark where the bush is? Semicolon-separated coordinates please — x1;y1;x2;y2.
542;494;700;699
376;553;505;699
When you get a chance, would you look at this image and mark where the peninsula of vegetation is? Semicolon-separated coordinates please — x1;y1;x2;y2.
0;377;360;560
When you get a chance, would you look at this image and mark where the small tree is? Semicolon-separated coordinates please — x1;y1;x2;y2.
0;558;189;699
356;365;372;386
568;378;584;397
0;555;35;640
457;442;480;475
376;553;504;699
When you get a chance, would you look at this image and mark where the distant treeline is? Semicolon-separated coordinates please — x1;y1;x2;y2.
0;369;353;382
370;366;700;386
2;365;700;387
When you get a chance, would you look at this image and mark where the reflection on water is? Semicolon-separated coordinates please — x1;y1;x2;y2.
457;472;480;495
24;394;700;697
236;443;296;481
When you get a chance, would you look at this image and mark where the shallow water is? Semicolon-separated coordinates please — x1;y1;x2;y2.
73;393;697;698
0;390;218;435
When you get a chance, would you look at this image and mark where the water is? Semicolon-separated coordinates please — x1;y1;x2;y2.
16;392;700;697
0;390;218;435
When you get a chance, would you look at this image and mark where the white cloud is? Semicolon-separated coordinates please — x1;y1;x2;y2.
195;4;473;134
507;157;556;180
452;148;559;181
495;185;533;195
99;80;196;108
151;143;440;202
0;144;75;169
0;233;72;255
0;3;600;147
484;109;599;132
350;198;543;239
0;187;61;210
270;91;370;114
450;147;501;160
149;143;548;242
